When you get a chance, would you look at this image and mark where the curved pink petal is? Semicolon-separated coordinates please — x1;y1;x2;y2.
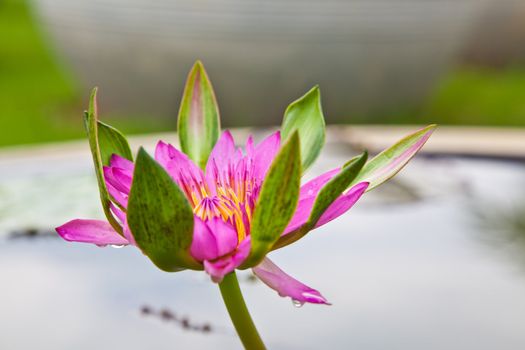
154;141;173;169
120;219;136;246
206;218;239;257
109;202;126;224
315;182;369;228
154;141;205;188
283;180;369;235
190;217;219;261
283;196;316;234
283;168;340;233
203;260;233;283
253;131;280;181
109;203;126;239
109;203;136;246
245;135;255;158
205;131;237;177
299;168;340;200
56;219;129;246
111;167;132;191
109;154;134;171
105;181;128;208
103;166;131;195
155;141;203;176
103;157;133;208
190;217;239;262
203;238;251;283
253;258;329;305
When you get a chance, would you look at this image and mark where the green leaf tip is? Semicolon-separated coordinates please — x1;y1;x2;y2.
127;147;201;272
281;85;326;173
241;131;302;268
97;121;133;165
178;60;220;169
350;124;437;191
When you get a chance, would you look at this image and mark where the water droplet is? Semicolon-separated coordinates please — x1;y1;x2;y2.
292;299;304;308
110;244;125;249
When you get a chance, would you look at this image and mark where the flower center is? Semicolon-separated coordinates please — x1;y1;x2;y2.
176;166;259;242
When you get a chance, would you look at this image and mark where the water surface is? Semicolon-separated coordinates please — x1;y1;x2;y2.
1;141;525;349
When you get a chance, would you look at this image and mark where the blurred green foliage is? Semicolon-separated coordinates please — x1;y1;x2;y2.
0;0;82;146
421;68;525;126
0;0;170;147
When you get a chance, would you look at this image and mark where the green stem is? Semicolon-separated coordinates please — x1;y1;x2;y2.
219;271;266;350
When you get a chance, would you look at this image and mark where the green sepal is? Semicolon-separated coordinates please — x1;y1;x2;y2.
126;148;201;272
84;87;132;235
349;124;436;191
272;151;368;250
308;151;367;226
281;85;325;172
240;132;302;268
97;121;133;166
177;60;220;169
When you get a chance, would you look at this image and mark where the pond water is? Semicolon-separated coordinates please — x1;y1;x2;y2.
1;139;525;349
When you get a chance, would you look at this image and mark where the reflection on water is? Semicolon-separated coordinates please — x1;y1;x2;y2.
139;305;216;334
1;142;525;349
8;228;57;240
472;191;525;268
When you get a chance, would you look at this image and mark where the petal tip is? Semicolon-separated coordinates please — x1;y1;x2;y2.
55;219;78;241
301;291;331;305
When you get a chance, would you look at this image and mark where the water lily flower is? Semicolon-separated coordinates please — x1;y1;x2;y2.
56;61;435;349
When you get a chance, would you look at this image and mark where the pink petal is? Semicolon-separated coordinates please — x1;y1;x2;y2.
56;219;129;246
203;260;232;283
253;258;330;305
299;168;340;200
154;141;206;188
245;135;255;158
283;168;340;234
109;202;126;224
154;141;173;168
283;180;369;235
111;167;132;191
122;222;136;246
109;154;134;171
205;131;237;175
206;218;239;257
253;131;281;181
283;168;340;235
283;196;316;234
190;217;218;261
105;181;128;208
103;166;131;194
315;182;369;228
203;238;251;283
103;157;134;209
109;203;136;246
190;217;238;262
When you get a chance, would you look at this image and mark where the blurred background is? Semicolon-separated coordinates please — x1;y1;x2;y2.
2;1;525;349
2;0;525;147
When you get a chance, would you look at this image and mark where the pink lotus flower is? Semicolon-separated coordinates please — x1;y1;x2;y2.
59;129;370;304
57;61;434;317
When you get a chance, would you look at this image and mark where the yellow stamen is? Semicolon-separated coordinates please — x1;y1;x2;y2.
189;177;256;243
